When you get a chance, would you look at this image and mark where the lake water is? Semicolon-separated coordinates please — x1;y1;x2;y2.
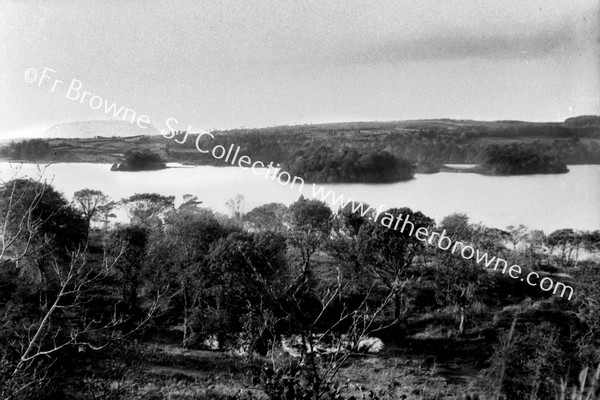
0;162;598;233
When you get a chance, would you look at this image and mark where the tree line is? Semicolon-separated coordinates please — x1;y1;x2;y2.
4;118;600;180
163;119;600;170
0;139;52;160
1;178;600;399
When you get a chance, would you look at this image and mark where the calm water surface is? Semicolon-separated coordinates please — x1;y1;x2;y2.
1;162;598;233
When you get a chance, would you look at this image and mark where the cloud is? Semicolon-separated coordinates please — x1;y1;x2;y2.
330;27;580;64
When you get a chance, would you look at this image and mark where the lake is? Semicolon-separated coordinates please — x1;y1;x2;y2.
1;162;598;233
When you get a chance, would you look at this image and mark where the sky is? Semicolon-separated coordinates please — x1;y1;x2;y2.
0;0;599;138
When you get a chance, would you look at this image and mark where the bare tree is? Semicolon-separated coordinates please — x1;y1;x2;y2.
226;194;245;221
1;243;163;399
242;249;399;399
1;171;162;399
0;172;50;268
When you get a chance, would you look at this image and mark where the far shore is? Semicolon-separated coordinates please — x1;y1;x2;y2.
0;158;579;177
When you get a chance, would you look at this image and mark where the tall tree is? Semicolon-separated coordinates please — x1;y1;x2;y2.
506;224;529;251
149;207;236;346
244;203;289;232
327;202;375;298
105;225;149;317
440;212;471;239
288;196;332;277
73;188;112;240
225;194;245;222
206;231;287;353
121;193;175;225
357;207;433;318
0;179;86;310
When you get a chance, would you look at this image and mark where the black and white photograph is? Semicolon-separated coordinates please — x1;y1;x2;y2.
0;1;599;399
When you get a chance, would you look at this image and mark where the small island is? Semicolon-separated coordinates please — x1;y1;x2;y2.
281;146;415;183
441;145;569;175
111;150;166;171
479;146;568;175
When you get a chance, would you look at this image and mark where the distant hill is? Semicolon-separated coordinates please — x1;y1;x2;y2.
2;116;599;172
563;115;600;128
167;115;600;172
43;120;159;139
216;116;600;138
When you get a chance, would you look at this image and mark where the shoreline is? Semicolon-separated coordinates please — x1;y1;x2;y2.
0;158;583;177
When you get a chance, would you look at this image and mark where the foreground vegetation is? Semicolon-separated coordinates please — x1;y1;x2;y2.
1;173;599;400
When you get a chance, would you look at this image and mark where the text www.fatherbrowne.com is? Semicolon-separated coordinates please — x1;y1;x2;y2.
310;185;574;301
25;66;575;301
152;128;576;302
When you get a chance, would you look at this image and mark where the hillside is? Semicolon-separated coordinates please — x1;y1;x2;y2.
164;116;600;170
1;116;599;176
43;120;159;139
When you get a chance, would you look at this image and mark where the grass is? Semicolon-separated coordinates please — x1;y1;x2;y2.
126;322;490;400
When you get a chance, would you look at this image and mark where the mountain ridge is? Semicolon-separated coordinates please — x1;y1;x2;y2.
43;120;159;139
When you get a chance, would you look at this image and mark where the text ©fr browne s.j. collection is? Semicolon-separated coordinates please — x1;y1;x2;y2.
24;66;575;301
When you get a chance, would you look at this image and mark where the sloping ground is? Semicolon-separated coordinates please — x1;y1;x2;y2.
112;301;563;399
48;136;168;163
139;346;258;399
131;340;483;399
44;120;159;139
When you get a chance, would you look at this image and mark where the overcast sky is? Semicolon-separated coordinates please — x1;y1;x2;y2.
0;0;598;137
